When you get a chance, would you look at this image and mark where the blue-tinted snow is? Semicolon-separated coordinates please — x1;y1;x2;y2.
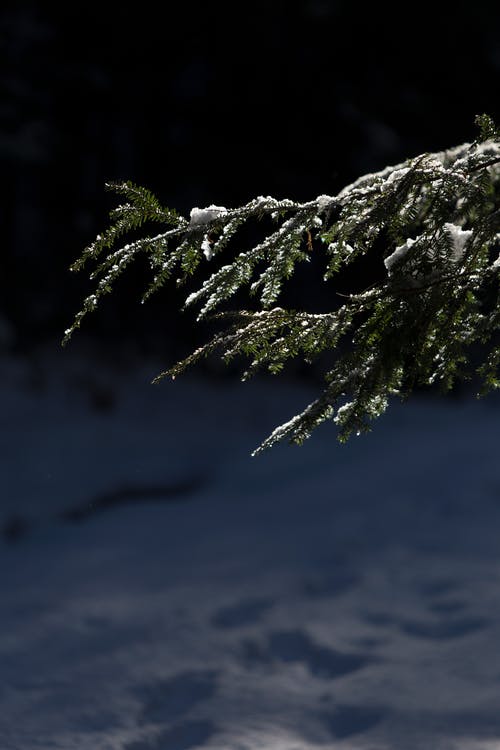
1;342;500;750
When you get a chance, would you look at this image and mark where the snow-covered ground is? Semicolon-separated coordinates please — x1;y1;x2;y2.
2;341;500;750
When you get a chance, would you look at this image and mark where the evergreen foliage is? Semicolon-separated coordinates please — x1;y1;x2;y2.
65;116;500;454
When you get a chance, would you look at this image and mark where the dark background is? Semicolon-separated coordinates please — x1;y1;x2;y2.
1;1;499;369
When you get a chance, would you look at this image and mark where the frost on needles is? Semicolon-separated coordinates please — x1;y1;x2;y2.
64;115;500;454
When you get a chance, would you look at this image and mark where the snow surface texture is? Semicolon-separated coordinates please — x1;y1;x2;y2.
2;343;500;750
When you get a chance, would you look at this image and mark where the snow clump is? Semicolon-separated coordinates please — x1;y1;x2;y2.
443;223;472;262
189;205;228;227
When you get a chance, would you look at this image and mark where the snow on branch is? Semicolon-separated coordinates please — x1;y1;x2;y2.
64;115;500;452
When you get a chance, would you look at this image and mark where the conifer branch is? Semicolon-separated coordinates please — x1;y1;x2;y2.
64;116;500;452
